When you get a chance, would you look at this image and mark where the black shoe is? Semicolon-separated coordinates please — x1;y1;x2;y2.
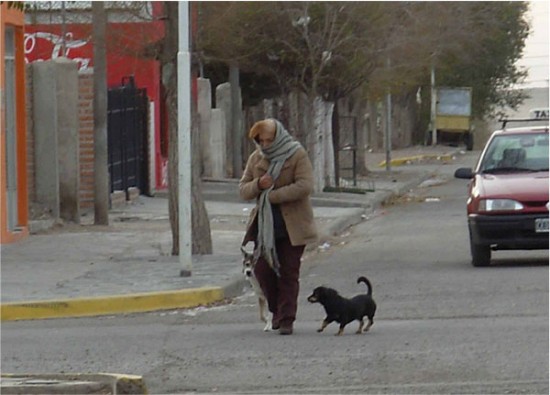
279;325;293;335
272;323;280;330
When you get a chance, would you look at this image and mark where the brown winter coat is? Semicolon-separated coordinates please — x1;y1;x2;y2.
239;147;318;247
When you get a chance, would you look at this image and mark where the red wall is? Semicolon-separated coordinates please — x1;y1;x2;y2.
24;18;168;189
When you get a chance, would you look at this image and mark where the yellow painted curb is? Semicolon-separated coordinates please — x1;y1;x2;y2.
106;373;148;395
1;373;148;394
0;287;224;322
377;154;454;168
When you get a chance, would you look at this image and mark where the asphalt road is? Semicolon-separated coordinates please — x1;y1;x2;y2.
2;152;548;394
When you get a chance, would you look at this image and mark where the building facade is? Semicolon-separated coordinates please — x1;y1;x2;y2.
25;2;169;192
1;3;28;244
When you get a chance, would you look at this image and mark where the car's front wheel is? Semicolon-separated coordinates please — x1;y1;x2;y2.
470;235;491;267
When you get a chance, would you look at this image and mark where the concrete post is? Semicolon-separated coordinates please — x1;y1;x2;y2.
210;109;226;179
197;77;212;177
32;59;80;223
32;62;60;220
215;82;233;178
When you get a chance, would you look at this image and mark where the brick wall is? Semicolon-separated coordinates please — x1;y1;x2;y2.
78;71;95;210
25;65;35;204
26;66;149;220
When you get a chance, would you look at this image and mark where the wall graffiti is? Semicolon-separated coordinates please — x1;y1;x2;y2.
24;31;91;71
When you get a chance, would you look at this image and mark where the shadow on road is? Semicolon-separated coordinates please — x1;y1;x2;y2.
488;256;549;268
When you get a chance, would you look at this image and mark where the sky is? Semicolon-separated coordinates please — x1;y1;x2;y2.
516;1;549;89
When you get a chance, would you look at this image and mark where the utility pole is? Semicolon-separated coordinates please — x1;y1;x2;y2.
430;62;437;146
92;1;109;225
178;1;192;277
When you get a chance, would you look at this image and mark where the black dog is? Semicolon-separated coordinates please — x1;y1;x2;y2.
307;276;376;336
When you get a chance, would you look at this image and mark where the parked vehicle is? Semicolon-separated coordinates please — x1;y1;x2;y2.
434;87;474;150
454;120;549;266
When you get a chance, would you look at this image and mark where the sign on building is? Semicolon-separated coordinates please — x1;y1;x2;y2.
529;108;549;120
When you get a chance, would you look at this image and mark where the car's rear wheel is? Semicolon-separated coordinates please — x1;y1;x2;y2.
470;237;491;267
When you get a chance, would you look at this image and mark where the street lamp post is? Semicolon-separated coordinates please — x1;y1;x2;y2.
178;1;192;277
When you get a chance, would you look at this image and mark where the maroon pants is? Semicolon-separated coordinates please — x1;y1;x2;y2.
254;238;305;327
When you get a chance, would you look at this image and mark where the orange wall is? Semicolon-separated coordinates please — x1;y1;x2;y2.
1;4;28;243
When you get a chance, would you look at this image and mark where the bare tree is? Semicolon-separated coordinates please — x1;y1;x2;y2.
198;2;383;191
198;1;529;154
92;1;109;225
365;2;529;117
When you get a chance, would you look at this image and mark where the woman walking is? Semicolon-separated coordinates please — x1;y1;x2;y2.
240;119;318;335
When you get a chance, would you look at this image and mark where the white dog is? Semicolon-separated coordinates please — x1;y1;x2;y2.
241;246;272;331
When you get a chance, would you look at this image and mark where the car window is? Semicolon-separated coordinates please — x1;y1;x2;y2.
479;133;549;172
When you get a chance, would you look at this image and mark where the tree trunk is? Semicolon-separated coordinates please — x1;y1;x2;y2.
355;98;369;176
92;1;109;225
323;101;335;188
190;110;212;254
332;103;340;186
229;64;243;179
162;1;212;255
310;96;335;192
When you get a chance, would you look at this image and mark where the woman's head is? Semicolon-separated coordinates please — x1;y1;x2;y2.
249;119;277;149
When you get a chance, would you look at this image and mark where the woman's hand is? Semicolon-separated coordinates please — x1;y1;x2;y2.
258;174;274;190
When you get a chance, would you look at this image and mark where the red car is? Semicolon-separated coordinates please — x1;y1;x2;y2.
455;122;549;266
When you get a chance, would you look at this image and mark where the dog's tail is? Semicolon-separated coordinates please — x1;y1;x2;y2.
357;276;373;296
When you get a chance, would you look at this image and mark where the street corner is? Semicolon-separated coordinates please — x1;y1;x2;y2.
1;373;147;395
1;287;225;322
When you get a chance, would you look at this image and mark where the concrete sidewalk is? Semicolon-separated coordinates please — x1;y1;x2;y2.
0;145;462;322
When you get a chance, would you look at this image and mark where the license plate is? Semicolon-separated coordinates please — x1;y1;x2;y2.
535;218;549;233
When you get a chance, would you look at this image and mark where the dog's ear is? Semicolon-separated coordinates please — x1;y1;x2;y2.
240;246;253;260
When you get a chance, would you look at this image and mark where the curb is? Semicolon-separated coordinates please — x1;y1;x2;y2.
377;153;455;167
1;373;147;395
1;287;224;322
324;207;367;236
